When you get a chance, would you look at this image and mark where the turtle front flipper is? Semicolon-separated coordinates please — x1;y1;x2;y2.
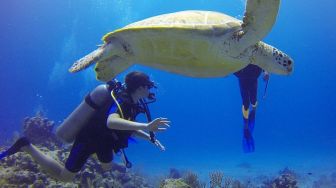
243;0;280;39
69;47;105;73
230;0;280;55
95;56;132;82
70;38;133;80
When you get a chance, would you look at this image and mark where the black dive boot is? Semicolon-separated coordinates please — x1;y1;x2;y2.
0;137;30;160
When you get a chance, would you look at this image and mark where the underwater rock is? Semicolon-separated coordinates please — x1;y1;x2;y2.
119;172;132;184
80;168;96;186
8;171;36;185
95;177;123;188
31;179;44;188
160;178;191;188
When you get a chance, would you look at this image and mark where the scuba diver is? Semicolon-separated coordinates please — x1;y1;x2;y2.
234;64;269;153
0;71;170;182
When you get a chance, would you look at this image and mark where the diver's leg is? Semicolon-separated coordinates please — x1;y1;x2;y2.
0;137;76;181
101;161;113;171
64;141;92;177
96;142;127;173
21;144;76;182
97;149;113;170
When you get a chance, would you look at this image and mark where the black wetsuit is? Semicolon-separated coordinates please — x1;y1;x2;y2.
65;91;144;173
234;64;262;110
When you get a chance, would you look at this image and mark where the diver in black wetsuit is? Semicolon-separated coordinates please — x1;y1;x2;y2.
234;64;269;153
0;71;170;182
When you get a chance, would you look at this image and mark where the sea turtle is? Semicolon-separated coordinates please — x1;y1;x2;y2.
70;0;293;82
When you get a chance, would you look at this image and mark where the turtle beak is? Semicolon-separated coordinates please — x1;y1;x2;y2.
286;58;294;74
287;66;293;74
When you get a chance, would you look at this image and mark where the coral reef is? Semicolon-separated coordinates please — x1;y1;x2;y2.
278;167;298;179
209;171;234;188
160;178;191;188
160;167;301;188
0;112;153;188
22;111;63;149
271;173;298;188
261;167;298;188
183;171;204;188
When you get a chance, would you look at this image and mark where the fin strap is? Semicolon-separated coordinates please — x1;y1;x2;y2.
242;105;249;119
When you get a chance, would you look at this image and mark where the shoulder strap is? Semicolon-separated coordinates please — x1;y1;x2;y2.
111;91;125;119
140;99;156;143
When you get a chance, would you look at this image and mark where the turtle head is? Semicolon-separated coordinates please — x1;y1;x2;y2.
249;43;294;75
270;48;294;75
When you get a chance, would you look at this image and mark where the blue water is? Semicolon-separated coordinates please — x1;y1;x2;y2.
1;0;336;180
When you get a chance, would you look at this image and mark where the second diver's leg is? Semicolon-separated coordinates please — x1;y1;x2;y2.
238;78;250;128
239;79;256;153
248;79;259;131
249;78;259;110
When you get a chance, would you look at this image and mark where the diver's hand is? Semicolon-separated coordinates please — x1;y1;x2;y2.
153;139;165;151
263;71;270;82
146;118;170;132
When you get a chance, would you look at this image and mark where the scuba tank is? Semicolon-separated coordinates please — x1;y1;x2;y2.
56;83;117;143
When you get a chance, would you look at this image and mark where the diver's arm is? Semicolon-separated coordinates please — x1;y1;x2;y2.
133;130;166;151
107;113;147;130
133;130;151;140
107;113;170;131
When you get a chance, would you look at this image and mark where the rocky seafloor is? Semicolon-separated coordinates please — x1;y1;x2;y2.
0;112;152;188
1;112;336;188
